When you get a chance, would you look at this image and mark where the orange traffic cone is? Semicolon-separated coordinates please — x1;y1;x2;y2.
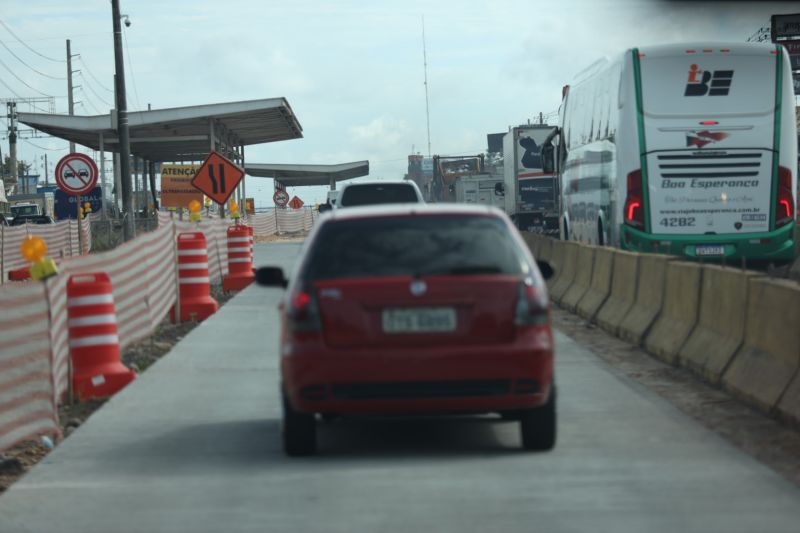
171;232;218;322
222;225;254;292
67;273;136;400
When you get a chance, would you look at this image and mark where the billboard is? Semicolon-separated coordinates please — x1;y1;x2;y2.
160;164;203;208
54;187;102;220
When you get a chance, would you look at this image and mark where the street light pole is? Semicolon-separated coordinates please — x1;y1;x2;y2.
111;0;134;241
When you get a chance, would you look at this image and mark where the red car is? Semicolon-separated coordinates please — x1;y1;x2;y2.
257;204;556;456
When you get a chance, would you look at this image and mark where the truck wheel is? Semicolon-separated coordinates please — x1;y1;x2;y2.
282;391;317;456
519;387;556;451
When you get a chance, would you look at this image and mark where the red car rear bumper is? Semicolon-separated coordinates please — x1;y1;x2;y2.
281;327;554;415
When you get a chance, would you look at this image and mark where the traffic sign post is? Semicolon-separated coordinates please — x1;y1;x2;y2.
55;153;99;197
55;153;99;256
273;189;289;208
191;151;245;208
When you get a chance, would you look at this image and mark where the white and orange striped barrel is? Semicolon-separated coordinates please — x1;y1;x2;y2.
222;225;254;292
172;232;218;322
67;272;135;400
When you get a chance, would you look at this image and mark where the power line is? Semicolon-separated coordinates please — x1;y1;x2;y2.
0;19;64;63
0;76;21;98
0;39;65;79
122;28;141;111
78;72;112;107
77;55;113;93
0;56;56;98
22;137;68;151
77;88;103;114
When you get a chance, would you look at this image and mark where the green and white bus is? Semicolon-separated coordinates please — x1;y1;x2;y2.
546;42;797;262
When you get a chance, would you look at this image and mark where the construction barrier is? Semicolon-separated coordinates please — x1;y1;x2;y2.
595;250;639;336
0;282;60;451
678;266;759;384
66;273;136;400
576;247;614;320
222;225;255;292
643;261;703;364
618;253;672;345
0;210;320;453
171;232;219;323
722;278;800;413
561;245;595;312
549;242;579;303
1;219;90;283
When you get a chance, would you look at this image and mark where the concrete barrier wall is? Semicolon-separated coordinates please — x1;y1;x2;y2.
520;232;541;258
596;250;639;336
576;247;614;320
722;278;800;413
778;363;800;426
561;245;595;312
678;266;759;384
550;242;579;303
537;237;553;263
545;240;565;289
618;254;672;345
531;236;800;429
643;261;702;364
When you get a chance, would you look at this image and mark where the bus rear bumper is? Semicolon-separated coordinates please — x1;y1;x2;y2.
620;223;797;263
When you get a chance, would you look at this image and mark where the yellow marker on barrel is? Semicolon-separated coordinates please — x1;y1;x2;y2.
20;236;58;281
188;199;203;222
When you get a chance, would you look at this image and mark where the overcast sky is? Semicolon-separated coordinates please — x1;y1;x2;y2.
1;0;792;206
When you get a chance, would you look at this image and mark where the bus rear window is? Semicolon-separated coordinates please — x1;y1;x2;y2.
640;53;776;117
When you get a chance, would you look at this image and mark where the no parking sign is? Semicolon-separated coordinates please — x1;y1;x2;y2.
55;153;99;196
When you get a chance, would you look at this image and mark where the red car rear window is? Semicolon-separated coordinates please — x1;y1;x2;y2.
304;215;528;281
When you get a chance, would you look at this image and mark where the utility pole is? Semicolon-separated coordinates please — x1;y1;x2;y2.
43;154;48;186
66;39;76;153
422;16;432;157
112;0;135;241
7;102;18;190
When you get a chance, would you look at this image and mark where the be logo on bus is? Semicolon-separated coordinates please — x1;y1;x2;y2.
684;64;734;96
686;130;729;148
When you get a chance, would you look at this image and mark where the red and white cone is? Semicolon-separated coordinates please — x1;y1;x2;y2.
222;225;254;292
67;272;136;400
171;232;218;322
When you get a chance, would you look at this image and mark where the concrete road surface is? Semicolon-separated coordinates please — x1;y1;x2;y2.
0;242;798;533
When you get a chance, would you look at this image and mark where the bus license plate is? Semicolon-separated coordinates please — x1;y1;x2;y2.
695;245;725;257
382;307;456;333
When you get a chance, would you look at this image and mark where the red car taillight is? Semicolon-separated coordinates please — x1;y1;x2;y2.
287;287;321;332
624;169;645;229
514;278;549;327
776;166;794;228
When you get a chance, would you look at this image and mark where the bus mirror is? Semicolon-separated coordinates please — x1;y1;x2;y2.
541;144;555;174
318;203;333;213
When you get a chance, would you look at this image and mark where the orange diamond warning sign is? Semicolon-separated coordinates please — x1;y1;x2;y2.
191;151;245;205
288;196;304;209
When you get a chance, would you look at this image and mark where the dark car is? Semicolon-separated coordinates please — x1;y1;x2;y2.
11;215;56;226
257;204;556;456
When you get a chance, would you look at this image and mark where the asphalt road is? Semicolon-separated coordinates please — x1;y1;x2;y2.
0;242;798;532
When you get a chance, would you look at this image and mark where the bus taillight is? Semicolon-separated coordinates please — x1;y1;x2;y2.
624;170;645;229
776;166;794;228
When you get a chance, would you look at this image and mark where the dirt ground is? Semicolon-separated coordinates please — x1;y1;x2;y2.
0;285;236;493
254;233;306;244
552;307;800;487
